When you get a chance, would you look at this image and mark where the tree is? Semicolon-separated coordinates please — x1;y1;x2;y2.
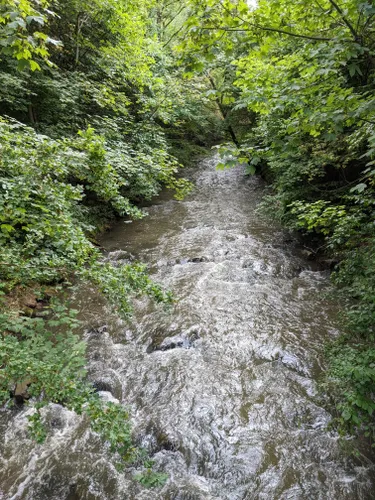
0;0;60;70
180;0;375;439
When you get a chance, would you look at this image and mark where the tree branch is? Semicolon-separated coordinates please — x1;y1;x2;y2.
201;25;334;42
162;25;186;47
217;0;333;41
207;74;239;146
162;0;183;10
163;6;187;31
327;0;358;40
196;0;357;43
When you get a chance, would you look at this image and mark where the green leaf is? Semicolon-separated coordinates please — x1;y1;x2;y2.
245;164;256;175
350;183;367;193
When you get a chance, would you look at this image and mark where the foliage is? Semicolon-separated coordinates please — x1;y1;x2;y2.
0;303;86;411
0;108;174;475
179;0;375;440
0;117;192;291
325;340;375;439
0;301;152;473
0;0;59;71
85;261;173;317
0;0;213;488
135;469;169;488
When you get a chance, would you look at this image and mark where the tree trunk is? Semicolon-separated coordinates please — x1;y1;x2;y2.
208;76;239;147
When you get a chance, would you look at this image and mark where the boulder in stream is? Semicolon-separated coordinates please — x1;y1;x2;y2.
147;329;201;354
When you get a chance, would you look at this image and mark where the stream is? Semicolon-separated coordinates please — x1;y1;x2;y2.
1;155;374;499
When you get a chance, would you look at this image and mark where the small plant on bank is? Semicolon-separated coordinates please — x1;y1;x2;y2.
0;300;169;483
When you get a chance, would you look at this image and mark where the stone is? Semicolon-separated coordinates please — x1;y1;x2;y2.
301;249;315;260
189;257;207;263
147;331;200;354
319;258;339;270
13;379;32;403
92;371;123;400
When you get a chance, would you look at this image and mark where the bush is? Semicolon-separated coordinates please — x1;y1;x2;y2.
0;117;190;290
0;300;155;470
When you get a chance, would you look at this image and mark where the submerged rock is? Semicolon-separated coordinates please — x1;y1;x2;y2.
301;249;316;260
147;335;186;353
97;391;120;404
167;257;209;266
319;258;339;271
92;371;123;400
140;423;178;456
89;325;108;336
104;249;135;266
147;330;200;354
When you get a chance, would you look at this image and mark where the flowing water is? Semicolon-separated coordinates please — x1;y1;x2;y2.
1;156;375;499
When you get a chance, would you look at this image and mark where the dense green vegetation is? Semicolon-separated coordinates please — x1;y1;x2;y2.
1;0;375;473
0;0;222;479
179;0;375;440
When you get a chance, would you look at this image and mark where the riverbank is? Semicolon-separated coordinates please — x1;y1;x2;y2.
0;114;204;494
254;158;375;444
2;156;374;498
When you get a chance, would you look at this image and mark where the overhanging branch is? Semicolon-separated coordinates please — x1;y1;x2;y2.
201;25;335;42
327;0;358;40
